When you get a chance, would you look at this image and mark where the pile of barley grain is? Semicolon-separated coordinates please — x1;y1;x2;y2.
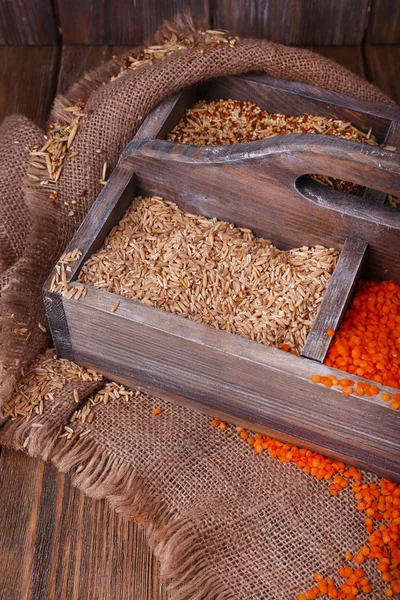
79;196;338;353
3;348;102;420
61;382;139;439
167;99;387;198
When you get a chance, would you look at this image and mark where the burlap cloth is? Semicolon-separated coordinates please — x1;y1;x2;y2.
0;16;397;600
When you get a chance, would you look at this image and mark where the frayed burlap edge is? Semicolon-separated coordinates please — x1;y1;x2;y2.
52;437;233;600
0;412;232;600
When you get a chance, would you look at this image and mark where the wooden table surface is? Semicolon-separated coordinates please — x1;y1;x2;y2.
0;44;399;600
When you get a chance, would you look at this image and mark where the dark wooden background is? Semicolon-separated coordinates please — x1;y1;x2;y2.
0;1;399;599
1;0;400;45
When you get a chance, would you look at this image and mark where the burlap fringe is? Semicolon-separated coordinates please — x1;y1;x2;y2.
0;411;232;600
52;436;233;600
0;99;87;409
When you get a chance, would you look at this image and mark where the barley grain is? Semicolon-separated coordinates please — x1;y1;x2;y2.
79;196;338;353
3;348;102;420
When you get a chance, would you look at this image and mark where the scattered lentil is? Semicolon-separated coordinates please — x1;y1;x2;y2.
28;101;86;209
227;421;400;599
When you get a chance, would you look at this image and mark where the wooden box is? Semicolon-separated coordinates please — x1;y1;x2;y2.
44;74;400;480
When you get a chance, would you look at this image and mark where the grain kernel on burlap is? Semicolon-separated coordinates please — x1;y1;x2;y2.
0;15;398;600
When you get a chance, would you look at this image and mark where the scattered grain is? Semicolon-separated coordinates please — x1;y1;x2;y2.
3;348;102;420
111;301;120;313
113;30;239;82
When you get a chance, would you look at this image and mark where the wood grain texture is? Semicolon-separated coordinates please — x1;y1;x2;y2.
135;88;197;141
0;46;60;127
363;121;400;204
62;163;136;283
301;238;367;362
304;46;365;78
55;0;210;44
364;45;400;105
366;0;400;43
57;45;133;95
0;448;167;600
0;0;58;44
214;0;370;45
0;448;44;600
60;283;400;480
43;292;75;361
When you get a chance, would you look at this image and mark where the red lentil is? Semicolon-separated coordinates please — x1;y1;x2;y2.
325;280;400;390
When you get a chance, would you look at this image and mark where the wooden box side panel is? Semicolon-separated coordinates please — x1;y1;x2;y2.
62;288;400;481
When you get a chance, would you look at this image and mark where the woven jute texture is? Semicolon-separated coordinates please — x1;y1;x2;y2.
0;16;397;600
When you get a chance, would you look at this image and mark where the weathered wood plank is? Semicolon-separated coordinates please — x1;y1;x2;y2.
0;46;60;127
0;0;58;44
197;73;399;143
0;449;44;600
301;238;367;363
364;45;400;105
55;0;210;45
363;121;400;205
57;163;136;284
117;136;400;280
61;284;400;480
366;0;400;44
135;88;197;141
43;292;75;361
0;449;167;600
214;0;370;45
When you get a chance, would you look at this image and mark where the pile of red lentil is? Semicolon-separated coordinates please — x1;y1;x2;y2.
325;280;400;392
211;278;400;598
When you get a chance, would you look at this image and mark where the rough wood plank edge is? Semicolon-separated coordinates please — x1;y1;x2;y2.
301;238;367;363
135;88;197;141
44;164;136;291
62;285;400;481
43;292;74;361
363;121;400;204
